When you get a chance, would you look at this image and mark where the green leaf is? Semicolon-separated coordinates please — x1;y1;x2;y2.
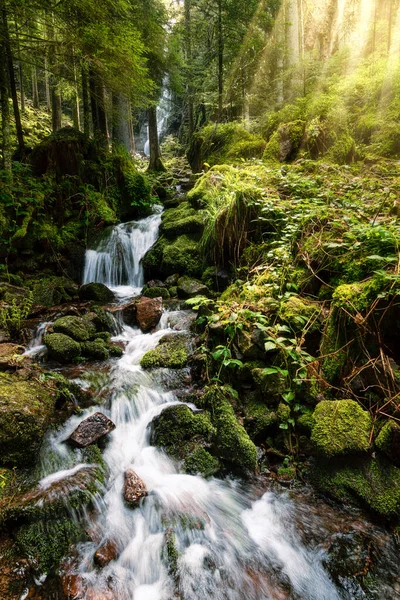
282;391;295;403
279;423;289;430
264;341;277;352
262;367;279;376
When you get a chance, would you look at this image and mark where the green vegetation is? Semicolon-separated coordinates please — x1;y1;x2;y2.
140;335;190;369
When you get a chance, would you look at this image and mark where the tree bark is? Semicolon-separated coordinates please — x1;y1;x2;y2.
72;59;80;130
89;65;108;142
44;55;51;112
217;0;223;121
32;66;39;108
81;62;90;136
147;105;165;171
112;93;130;152
184;0;194;139
0;13;11;171
1;0;24;154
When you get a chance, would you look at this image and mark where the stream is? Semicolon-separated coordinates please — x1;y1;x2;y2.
27;210;400;600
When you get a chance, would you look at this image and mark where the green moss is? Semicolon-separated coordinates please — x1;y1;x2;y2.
296;411;316;434
0;373;55;467
88;306;115;332
226;136;266;160
160;202;205;238
375;420;400;463
311;455;400;518
31;276;79;307
89;331;111;342
278;295;321;332
44;333;81;363
79;282;115;303
311;400;372;458
109;344;124;357
183;447;221;477
15;517;83;574
198;386;257;472
277;402;290;423
81;340;110;360
53;316;95;342
142;286;170;300
244;402;277;440
143;234;202;279
262;131;280;162
251;367;287;404
151;404;215;451
140;335;189;369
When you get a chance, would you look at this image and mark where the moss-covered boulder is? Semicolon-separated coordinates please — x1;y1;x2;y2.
0;373;56;467
278;296;322;332
140;335;190;369
251;367;287;405
197;386;257;472
31;276;79;307
44;333;81;363
53;315;96;342
150;404;219;477
159;202;205;238
142;285;170;300
177;277;209;298
311;400;372;458
311;456;400;518
81;340;110;361
143;234;202;279
79;283;115;303
243;401;278;442
376;420;400;465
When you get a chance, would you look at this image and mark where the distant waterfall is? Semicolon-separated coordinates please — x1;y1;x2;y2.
82;208;162;292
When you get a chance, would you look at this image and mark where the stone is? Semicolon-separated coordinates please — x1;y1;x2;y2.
177;277;209;298
0;372;55;467
165;273;180;287
136;297;162;331
123;469;147;507
53;315;96;341
0;343;25;370
94;540;118;567
44;333;81;363
121;300;138;326
79;283;115;304
375;420;400;465
68;412;116;448
311;400;372;458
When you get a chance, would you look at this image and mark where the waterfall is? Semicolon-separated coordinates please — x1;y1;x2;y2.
82;208;162;296
144;84;172;156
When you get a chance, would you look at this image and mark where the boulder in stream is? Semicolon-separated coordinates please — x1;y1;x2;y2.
68;412;116;448
123;469;147;507
94;539;118;567
177;276;209;298
136;296;162;331
44;332;81;363
79;283;115;304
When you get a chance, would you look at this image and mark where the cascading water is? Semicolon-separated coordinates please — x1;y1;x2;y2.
144;84;172;157
82;208;162;298
28;210;398;600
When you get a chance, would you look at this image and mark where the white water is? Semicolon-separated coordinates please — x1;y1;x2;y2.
82;208;162;297
23;321;51;358
34;211;343;599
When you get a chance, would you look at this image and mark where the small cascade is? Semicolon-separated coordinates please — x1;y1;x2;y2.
82;208;162;296
144;84;172;156
23;321;51;358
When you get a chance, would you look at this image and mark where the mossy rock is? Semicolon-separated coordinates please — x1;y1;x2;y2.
376;420;400;465
177;277;209;298
143;234;202;279
311;400;372;458
0;373;55;467
183;447;221;477
53;315;96;342
197;386;257;472
89;331;111;342
44;333;81;363
251;367;287;405
81;340;110;360
79;282;115;303
278;295;321;332
140;335;190;369
311;455;400;518
243;401;277;441
159;202;205;238
86;307;115;332
151;404;215;457
328;133;356;165
31;276;79;307
142;286;170;300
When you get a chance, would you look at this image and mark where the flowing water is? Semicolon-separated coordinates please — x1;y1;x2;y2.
29;213;400;599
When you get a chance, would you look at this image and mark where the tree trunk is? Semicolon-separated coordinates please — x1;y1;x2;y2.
112;93;130;152
217;0;223;121
51;86;62;131
147;105;165;171
0;14;11;171
44;55;51;111
184;0;194;139
72;59;80;130
128;102;135;154
89;65;108;142
32;66;39;108
81;62;90;136
1;0;24;154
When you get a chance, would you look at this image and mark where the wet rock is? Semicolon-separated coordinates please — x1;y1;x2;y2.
146;279;166;288
0;372;55;467
142;285;170;300
165;273;179;287
53;315;96;342
81;340;110;361
121;299;138;326
123;469;147;506
69;412;116;448
140;334;190;369
79;283;115;304
136;296;162;331
376;420;400;465
234;329;265;361
177;276;209;298
0;343;25;370
311;400;372;458
44;332;81;363
94;539;118;567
